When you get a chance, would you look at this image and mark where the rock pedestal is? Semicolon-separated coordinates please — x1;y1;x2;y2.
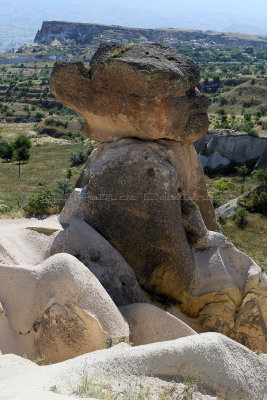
50;42;267;353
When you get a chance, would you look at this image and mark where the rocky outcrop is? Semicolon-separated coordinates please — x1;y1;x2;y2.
50;217;147;306
187;231;267;352
195;131;267;174
0;253;129;364
120;303;196;345
58;186;86;226
1;333;266;400
50;42;267;353
50;43;209;142
254;146;267;170
75;138;217;300
35;21;267;50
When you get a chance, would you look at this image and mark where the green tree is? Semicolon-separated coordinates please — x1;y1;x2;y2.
13;135;32;150
0;142;14;162
13;135;32;177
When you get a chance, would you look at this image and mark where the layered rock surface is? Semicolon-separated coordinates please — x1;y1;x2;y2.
50;42;267;353
0;253;129;363
0;333;266;400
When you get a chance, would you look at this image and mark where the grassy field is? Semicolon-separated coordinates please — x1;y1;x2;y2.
0;122;36;140
221;214;267;272
205;175;267;271
0;134;89;213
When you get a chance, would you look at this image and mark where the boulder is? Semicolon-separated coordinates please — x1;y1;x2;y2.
0;333;266;400
58;185;87;227
183;231;267;352
215;197;240;218
0;253;129;363
120;303;196;345
50;42;209;142
50;217;147;306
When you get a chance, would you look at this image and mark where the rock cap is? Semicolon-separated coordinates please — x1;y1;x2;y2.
50;42;209;142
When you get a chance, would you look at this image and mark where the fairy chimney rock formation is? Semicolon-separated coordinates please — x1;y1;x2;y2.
50;42;217;300
50;43;267;352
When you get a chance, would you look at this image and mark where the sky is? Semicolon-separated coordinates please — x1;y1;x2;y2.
0;0;267;50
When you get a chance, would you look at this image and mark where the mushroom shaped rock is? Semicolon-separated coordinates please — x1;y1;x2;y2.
0;253;129;363
120;303;196;346
50;42;209;143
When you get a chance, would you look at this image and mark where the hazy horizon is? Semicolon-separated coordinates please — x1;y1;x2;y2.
1;0;267;51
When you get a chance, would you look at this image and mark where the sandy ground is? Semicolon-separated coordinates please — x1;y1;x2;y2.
0;215;62;265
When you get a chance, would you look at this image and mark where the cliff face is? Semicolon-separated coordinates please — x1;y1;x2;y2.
35;21;267;50
195;132;267;173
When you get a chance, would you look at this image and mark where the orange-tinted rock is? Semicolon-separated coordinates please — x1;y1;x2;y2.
50;43;209;143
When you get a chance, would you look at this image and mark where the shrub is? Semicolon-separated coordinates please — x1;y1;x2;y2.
235;165;249;182
213;181;235;192
87;143;96;156
251;191;267;215
233;208;249;229
69;149;88;166
23;190;56;216
252;168;267;186
54;179;73;208
35;112;45;119
212;192;224;208
248;130;259;137
66;168;74;180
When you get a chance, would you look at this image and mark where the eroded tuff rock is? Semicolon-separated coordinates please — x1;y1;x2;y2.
1;334;266;400
57;140;267;351
0;253;129;364
50;42;209;142
72;138;216;305
120;303;196;346
50;42;267;352
50;217;148;306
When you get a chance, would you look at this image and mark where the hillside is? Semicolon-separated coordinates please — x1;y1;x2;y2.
35;21;267;49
